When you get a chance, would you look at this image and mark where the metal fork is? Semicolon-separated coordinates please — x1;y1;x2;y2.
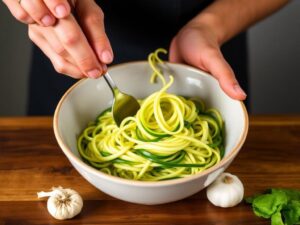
103;72;140;126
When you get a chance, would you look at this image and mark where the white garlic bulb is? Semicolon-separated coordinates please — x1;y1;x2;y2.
37;186;83;220
206;172;244;208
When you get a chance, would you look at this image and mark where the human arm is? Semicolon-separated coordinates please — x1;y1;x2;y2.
170;0;290;100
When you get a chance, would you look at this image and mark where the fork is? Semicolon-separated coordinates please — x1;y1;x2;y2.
103;72;140;126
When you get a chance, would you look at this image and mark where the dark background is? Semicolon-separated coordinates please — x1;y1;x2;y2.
0;1;299;115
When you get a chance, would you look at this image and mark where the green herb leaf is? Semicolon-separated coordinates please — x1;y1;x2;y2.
252;192;288;218
246;189;300;225
271;211;284;225
282;201;300;225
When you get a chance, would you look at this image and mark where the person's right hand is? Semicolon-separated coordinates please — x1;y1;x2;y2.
3;0;72;26
27;0;113;78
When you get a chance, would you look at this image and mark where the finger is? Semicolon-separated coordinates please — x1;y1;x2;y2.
53;14;104;78
37;25;77;65
76;0;113;64
28;25;84;79
2;0;34;24
202;50;247;100
43;0;71;18
20;0;55;26
30;24;77;66
32;25;68;57
169;37;184;63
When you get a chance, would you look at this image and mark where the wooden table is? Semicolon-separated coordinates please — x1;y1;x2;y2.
0;116;299;225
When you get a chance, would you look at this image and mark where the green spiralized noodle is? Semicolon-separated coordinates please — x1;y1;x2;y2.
77;48;225;181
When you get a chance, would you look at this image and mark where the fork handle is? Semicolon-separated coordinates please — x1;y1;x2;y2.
103;72;117;96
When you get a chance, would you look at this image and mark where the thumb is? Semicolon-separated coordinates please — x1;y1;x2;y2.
169;26;247;101
170;37;246;100
201;50;247;100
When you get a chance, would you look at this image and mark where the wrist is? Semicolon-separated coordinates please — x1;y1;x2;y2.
186;12;227;46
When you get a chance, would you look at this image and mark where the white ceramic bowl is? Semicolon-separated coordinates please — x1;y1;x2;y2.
53;62;248;205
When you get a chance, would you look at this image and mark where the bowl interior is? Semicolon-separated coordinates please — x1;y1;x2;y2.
55;62;247;177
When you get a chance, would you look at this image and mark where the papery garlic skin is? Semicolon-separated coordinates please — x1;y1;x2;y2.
206;172;244;208
38;187;83;220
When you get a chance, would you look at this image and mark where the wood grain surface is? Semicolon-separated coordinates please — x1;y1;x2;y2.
0;116;299;225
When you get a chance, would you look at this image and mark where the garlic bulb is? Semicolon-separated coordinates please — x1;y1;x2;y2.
206;172;244;208
37;186;83;220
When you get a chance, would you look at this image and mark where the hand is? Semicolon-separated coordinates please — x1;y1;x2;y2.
3;0;71;26
28;0;113;78
169;24;247;100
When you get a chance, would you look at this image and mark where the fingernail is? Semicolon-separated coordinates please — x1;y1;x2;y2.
41;15;54;26
234;84;247;97
55;4;68;18
87;69;101;78
101;50;113;64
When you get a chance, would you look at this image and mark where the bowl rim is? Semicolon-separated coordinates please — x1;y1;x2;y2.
53;61;249;187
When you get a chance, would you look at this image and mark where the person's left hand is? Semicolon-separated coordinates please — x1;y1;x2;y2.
169;23;247;100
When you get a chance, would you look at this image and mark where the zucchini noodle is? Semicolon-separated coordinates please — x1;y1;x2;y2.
77;48;225;181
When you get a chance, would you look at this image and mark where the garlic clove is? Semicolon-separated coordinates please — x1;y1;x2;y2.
37;186;83;220
206;172;244;208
